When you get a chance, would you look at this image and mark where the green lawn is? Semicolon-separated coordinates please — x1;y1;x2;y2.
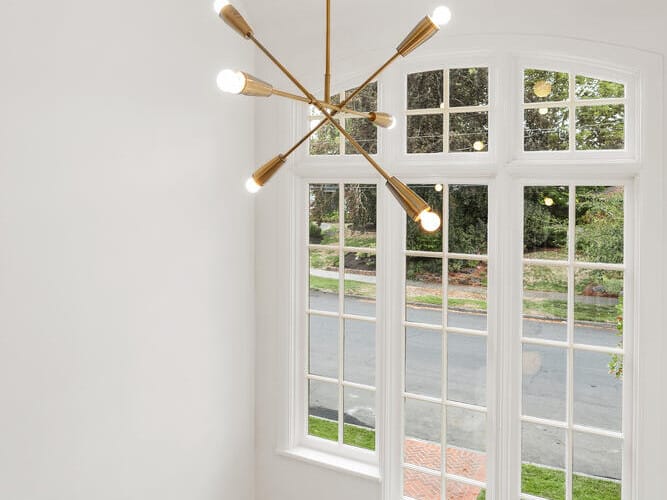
309;275;375;298
309;417;619;499
308;416;375;450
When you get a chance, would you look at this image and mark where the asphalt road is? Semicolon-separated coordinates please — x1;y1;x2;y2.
308;291;623;480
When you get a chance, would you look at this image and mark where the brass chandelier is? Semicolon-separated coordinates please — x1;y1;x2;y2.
214;0;452;232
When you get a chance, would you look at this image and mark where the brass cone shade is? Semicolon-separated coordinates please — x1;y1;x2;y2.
252;155;286;186
385;176;430;221
369;112;395;129
240;73;273;97
396;16;439;56
220;5;253;38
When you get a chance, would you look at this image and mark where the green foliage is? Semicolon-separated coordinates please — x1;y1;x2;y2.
309;185;339;224
518;463;621;500
575;187;624;263
523;186;568;252
344;185;377;232
448;185;488;254
309;222;323;244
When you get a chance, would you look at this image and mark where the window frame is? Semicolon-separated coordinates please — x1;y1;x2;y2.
277;38;663;500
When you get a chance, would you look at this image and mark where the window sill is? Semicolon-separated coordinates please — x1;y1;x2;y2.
277;446;381;482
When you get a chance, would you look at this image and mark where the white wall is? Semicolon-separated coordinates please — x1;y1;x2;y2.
0;1;256;499
251;1;666;499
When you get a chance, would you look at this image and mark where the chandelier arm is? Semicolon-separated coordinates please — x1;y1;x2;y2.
250;35;320;104
272;89;373;119
325;0;331;103
315;106;391;180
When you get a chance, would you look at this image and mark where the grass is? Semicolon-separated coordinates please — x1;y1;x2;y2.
309;275;375;298
309;417;620;499
308;416;375;451
523;298;617;324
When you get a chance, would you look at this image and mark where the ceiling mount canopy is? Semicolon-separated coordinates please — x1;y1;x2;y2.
214;0;452;232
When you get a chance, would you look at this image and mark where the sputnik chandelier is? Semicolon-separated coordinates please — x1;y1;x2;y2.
214;0;452;232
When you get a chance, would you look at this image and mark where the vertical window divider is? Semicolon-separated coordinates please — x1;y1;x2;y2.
443;71;450;154
565;184;576;500
337;182;345;444
440;183;450;499
568;74;576;153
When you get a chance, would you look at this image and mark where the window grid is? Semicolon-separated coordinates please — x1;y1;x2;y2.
520;184;625;500
522;70;626;152
307;182;378;451
405;68;490;154
402;184;489;500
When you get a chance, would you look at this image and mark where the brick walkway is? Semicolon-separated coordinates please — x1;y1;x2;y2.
403;438;486;500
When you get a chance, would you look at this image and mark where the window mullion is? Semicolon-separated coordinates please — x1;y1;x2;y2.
565;184;576;500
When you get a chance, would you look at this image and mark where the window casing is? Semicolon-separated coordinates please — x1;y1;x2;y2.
284;42;661;499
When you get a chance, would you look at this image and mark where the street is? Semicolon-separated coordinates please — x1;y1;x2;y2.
308;291;623;480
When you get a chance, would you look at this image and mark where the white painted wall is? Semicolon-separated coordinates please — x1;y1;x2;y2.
0;1;256;499
251;1;666;499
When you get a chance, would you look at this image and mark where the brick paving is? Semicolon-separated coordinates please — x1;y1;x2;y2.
403;438;486;500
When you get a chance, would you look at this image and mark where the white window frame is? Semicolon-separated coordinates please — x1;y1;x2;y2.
274;36;664;500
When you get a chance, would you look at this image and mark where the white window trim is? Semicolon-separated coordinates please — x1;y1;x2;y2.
272;35;664;500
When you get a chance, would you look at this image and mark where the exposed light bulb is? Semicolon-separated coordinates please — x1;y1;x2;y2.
388;116;397;130
430;6;452;26
245;177;261;193
213;0;229;14
434;184;444;192
538;107;549;115
473;140;485;151
217;69;246;94
419;210;441;232
533;80;552;98
544;197;554;207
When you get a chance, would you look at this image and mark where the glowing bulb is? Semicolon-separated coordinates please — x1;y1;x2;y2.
430;6;452;26
245;177;261;194
217;69;246;94
419;210;441;232
434;184;444;192
473;140;485;151
213;0;229;14
388;116;397;130
544;197;554;207
533;80;552;98
539;107;549;115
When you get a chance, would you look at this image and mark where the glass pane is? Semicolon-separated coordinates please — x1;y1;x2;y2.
447;482;485;500
523;186;569;259
407;184;444;252
406;327;442;399
446;407;486;480
523;264;568;341
522;423;566;500
309;249;338;313
343;387;375;450
522;344;567;422
448;185;488;254
574;350;622;432
524;69;569;103
573;432;622;497
576;104;625;150
406;256;443;325
344;319;375;386
309;315;338;379
448;333;486;406
449;112;488;152
345;82;377;112
404;439;441;472
447;259;487;331
407;114;444;154
575;186;624;264
309;120;340;155
309;184;339;244
344;252;376;317
449;67;488;107
405;398;442;462
524;107;569;151
345;117;377;154
404;468;441;500
308;380;338;441
574;269;623;346
576;75;625;99
408;70;444;110
344;184;377;248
